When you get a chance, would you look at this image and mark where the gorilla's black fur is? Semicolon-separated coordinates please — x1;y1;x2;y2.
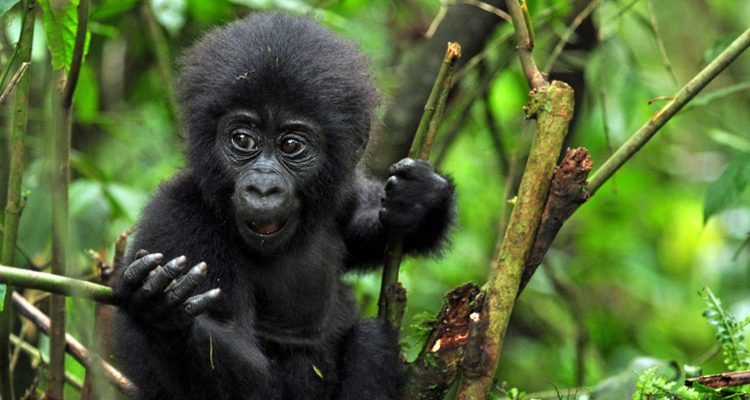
113;13;455;400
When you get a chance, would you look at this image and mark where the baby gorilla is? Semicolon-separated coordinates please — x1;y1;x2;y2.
113;12;455;400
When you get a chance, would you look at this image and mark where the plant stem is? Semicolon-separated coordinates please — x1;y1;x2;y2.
377;42;461;330
48;1;89;397
0;1;35;398
0;265;116;305
587;27;750;195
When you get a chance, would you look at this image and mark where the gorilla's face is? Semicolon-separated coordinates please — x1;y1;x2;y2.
218;108;322;252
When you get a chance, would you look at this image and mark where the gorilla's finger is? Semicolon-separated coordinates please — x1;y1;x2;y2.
391;158;434;180
183;289;221;317
384;176;398;191
163;263;208;309
123;253;163;287
388;158;414;176
141;256;188;296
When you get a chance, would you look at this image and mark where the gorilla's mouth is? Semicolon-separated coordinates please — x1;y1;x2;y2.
248;220;286;236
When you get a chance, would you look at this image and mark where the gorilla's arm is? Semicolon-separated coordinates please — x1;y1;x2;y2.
343;158;455;268
115;308;269;400
113;174;269;399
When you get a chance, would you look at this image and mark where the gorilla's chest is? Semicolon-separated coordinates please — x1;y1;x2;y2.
247;240;353;343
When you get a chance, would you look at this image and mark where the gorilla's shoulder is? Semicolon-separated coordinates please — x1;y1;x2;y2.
141;170;216;226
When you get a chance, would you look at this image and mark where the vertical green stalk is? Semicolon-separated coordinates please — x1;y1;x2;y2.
377;43;461;330
0;2;35;398
48;0;88;397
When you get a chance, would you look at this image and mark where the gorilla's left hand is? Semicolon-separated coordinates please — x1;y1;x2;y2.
379;158;453;234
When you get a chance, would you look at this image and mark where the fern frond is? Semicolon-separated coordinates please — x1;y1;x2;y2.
701;287;750;371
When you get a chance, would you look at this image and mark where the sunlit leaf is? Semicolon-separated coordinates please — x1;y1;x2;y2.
703;152;750;222
0;285;5;311
0;0;20;18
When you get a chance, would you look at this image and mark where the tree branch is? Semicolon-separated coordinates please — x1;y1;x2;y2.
456;81;574;399
0;265;117;305
685;370;750;389
518;147;592;294
587;27;750;195
505;0;547;89
48;1;90;395
12;293;134;395
0;1;35;398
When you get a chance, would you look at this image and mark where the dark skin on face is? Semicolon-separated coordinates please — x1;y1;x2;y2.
220;108;317;251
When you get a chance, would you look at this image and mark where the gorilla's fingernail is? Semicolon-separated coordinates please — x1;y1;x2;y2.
175;255;187;265
194;262;208;274
152;253;164;262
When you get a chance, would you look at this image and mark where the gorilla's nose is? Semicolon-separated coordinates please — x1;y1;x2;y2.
243;173;286;210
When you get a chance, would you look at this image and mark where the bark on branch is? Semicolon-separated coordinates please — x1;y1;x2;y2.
519;147;592;294
405;283;483;400
685;370;750;389
456;81;574;399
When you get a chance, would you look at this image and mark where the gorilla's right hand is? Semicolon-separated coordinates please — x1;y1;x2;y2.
114;250;221;331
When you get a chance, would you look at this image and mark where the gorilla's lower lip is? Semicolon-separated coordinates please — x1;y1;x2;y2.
249;221;285;235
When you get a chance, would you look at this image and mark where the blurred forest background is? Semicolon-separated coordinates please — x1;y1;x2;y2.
0;0;749;398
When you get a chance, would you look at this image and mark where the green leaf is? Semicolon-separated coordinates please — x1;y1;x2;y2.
703;152;750;223
0;0;20;18
0;284;5;311
685;82;750;112
38;0;80;70
90;0;139;21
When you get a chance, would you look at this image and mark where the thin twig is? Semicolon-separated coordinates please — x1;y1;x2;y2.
597;39;615;158
0;62;30;106
587;27;750;194
543;0;603;74
645;0;678;85
504;0;547;89
425;1;449;38
378;43;462;330
141;3;178;121
9;335;83;390
12;293;135;395
456;0;511;22
605;0;642;23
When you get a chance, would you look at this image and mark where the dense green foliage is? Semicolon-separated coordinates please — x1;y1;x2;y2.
0;0;749;398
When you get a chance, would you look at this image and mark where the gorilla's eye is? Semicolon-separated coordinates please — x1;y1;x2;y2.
280;138;304;156
231;130;259;152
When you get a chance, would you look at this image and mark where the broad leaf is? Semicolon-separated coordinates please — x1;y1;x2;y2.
0;284;5;311
704;152;750;222
39;0;79;70
0;0;20;18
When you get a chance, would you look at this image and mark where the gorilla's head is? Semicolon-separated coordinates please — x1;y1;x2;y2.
176;13;378;253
